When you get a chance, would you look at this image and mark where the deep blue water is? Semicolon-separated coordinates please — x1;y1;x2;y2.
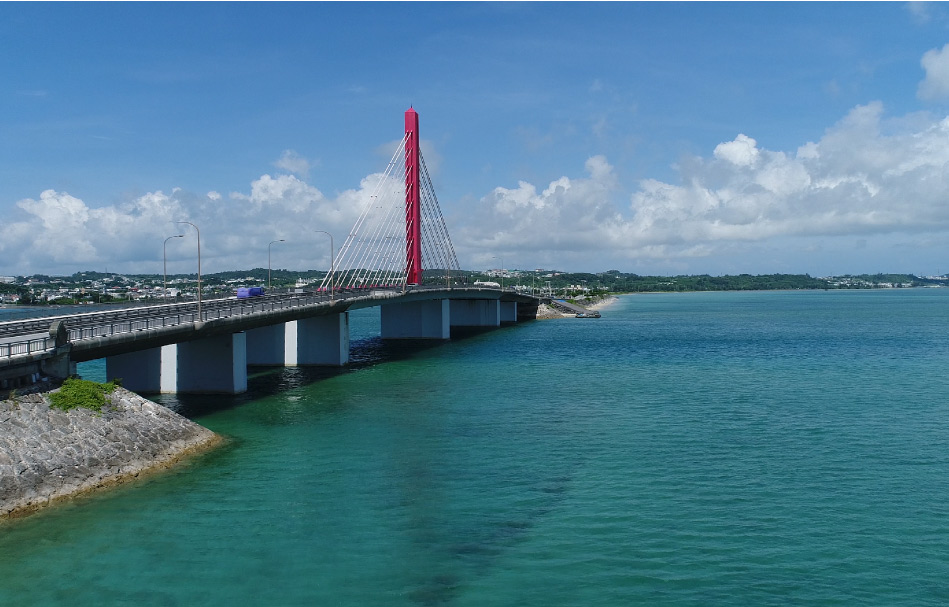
3;290;949;605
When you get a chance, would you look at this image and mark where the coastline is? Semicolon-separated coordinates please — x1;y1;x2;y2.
584;295;619;311
535;294;619;319
1;387;222;520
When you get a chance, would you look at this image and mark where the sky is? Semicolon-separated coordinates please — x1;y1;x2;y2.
3;2;949;278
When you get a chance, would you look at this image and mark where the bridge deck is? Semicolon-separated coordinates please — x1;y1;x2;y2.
1;287;540;368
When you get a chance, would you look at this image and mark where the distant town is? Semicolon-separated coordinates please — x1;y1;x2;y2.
0;269;946;307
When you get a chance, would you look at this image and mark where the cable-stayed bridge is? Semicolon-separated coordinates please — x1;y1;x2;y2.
0;109;541;394
327;107;460;291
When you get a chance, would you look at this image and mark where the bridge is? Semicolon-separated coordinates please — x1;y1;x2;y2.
0;108;543;394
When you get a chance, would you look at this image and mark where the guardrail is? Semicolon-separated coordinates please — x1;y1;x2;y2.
0;337;53;359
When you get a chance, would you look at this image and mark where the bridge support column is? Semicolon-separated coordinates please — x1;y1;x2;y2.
285;314;350;366
176;332;248;394
500;301;518;324
160;344;177;393
449;299;500;328
246;324;286;365
381;299;450;339
107;348;162;393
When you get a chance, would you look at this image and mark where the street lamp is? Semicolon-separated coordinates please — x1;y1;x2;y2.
268;239;285;290
163;234;184;304
493;256;504;289
175;221;201;319
313;230;335;302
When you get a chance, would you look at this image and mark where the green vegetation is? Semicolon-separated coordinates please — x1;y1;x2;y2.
49;378;122;413
2;269;944;307
422;269;944;293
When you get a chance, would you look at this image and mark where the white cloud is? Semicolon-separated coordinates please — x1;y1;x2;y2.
3;189;187;272
456;102;949;271
273;149;312;177
713;134;760;167
918;43;949;101
0;170;387;275
626;102;949;248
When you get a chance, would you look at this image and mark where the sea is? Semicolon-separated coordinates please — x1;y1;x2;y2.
2;289;949;606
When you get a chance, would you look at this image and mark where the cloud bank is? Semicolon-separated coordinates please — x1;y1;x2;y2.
3;102;949;277
463;101;949;273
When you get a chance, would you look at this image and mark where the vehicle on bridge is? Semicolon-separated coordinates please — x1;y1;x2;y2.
236;287;265;299
473;281;501;288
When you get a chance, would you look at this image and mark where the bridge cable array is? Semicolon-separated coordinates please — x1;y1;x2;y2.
321;134;460;292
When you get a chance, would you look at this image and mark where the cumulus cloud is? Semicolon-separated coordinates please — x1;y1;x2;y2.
713;134;760;167
918;43;949;100
460;101;949;271
0;170;386;275
456;155;623;268
3;189;187;272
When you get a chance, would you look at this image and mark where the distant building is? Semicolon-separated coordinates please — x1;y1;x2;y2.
0;276;15;284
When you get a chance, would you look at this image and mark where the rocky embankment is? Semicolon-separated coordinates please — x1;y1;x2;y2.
0;387;221;519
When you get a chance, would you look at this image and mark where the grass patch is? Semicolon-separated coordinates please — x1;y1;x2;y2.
49;378;121;413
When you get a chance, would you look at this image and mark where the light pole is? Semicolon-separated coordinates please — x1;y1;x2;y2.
268;239;285;291
175;221;201;318
493;256;504;289
314;230;335;302
163;234;184;304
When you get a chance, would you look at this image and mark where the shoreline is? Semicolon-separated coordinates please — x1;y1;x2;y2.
535;294;619;319
1;387;222;521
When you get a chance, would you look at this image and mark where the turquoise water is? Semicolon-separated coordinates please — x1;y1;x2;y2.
3;290;949;605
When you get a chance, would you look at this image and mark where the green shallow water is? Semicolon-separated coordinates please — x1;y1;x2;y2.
3;290;949;605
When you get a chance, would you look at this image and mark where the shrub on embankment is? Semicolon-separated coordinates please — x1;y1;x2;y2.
48;378;121;413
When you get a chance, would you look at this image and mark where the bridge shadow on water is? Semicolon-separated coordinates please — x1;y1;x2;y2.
156;336;454;419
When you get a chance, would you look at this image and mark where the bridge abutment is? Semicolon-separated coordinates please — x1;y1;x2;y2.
381;299;450;339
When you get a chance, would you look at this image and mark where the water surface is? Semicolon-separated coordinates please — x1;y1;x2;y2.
3;290;949;606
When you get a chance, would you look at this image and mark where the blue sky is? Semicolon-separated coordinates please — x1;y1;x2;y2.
3;2;949;277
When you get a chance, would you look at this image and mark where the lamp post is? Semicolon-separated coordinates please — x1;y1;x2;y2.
175;221;201;318
313;230;335;302
163;234;184;304
493;256;504;289
268;239;285;291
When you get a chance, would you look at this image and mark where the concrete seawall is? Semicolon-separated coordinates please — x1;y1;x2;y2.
0;387;221;519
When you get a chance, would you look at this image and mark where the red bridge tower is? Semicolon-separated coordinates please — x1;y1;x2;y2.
404;107;422;285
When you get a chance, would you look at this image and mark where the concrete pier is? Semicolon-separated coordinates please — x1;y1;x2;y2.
176;332;248;394
106;348;162;393
246;324;286;365
449;299;501;328
286;313;350;365
500;301;518;324
381;299;450;339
